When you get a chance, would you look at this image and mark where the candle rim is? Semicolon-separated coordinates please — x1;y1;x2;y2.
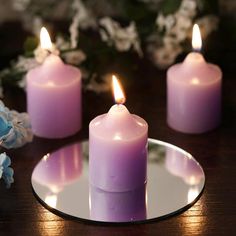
167;63;222;85
184;52;205;63
26;64;81;87
89;113;148;141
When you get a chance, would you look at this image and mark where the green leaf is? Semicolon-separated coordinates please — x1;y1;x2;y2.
161;0;182;15
23;37;39;54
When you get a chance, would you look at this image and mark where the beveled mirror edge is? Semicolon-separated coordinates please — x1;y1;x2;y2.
31;183;205;225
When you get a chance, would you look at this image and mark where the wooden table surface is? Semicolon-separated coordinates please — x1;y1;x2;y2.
0;25;236;236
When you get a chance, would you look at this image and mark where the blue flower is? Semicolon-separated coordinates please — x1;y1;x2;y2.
0;113;12;137
0;152;14;188
0;100;33;149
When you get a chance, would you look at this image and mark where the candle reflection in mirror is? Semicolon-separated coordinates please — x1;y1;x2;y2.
187;187;200;203
32;143;82;193
165;147;204;186
89;185;147;222
45;194;58;208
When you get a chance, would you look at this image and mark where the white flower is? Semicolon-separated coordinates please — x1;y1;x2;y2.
3;56;39;91
33;44;59;63
12;0;31;11
70;6;80;49
72;0;97;30
34;46;49;64
86;73;111;93
14;56;39;71
175;13;192;30
165;15;176;32
156;13;175;33
151;0;199;68
152;44;182;69
169;13;192;42
156;1;197;45
63;50;86;65
69;0;97;48
55;36;71;51
170;26;188;42
100;29;110;43
178;0;197;17
100;17;116;38
156;13;165;31
99;17;143;57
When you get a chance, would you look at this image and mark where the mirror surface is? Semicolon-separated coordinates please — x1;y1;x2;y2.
31;139;205;223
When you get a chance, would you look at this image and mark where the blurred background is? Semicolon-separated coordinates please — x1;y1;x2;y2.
0;0;235;97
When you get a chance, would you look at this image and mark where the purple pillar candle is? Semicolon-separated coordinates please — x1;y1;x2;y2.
26;27;82;138
167;24;222;134
89;76;148;192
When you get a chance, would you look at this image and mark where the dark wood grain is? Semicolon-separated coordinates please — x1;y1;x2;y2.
0;27;236;236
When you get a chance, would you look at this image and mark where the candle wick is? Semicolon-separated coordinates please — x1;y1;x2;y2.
193;48;201;53
115;97;125;105
46;49;51;55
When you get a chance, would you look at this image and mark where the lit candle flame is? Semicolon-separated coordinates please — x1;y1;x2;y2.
192;24;202;51
40;27;52;50
112;75;126;104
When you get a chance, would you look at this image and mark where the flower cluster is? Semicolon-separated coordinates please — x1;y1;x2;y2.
0;153;14;188
0;0;220;94
99;17;143;57
150;0;219;68
0;101;33;149
34;44;59;64
12;0;31;11
70;0;97;48
0;100;33;187
0;37;87;95
86;73;111;93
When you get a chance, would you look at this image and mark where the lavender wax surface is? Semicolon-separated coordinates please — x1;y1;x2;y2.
89;104;148;192
167;24;222;134
27;54;82;138
167;52;222;134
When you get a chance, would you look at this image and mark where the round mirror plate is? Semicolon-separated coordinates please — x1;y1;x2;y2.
31;139;205;224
